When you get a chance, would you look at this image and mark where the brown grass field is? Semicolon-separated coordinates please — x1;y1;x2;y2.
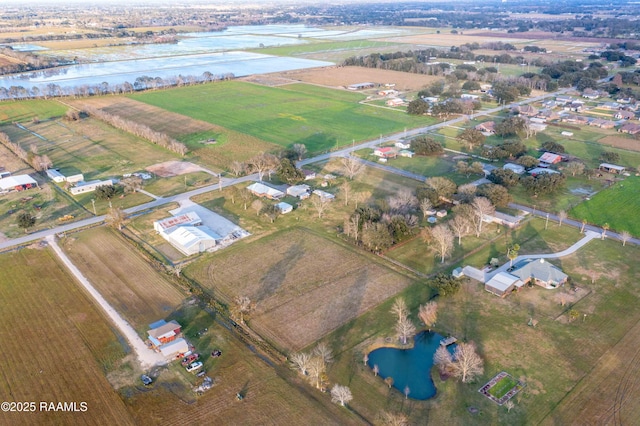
62;227;185;333
275;66;442;91
598;135;640;152
187;228;415;352
0;248;134;425
69;97;278;168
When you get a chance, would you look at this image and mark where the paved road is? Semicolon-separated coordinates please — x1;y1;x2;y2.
47;235;167;369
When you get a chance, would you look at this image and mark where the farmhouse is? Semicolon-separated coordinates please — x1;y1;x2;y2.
0;174;37;192
599;163;626;174
510;258;568;289
286;184;310;199
247;182;285;199
475;121;496;134
485;272;524;297
395;141;411;150
618;123;640;135
148;319;182;348
69;179;113;195
373;147;397;158
539;152;562;167
399;149;414;158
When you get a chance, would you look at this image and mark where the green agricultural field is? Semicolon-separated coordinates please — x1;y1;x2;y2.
570;176;640;236
129;81;431;154
0;248;134;425
252;40;401;57
0;99;66;125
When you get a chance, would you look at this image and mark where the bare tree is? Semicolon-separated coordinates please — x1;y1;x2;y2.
232;295;254;324
292;143;307;161
341;156;364;180
403;385;410;399
419;198;434;219
396;316;416;345
425;176;457;201
373;364;379;376
290;352;312;376
418;301;438;331
620;230;631;246
311;194;331;218
313;342;333;371
251;199;264;216
390;298;408;322
433;346;453;375
239;188;253;210
229;161;245;177
105;206;127;231
363;352;369;366
340;181;351;206
601;223;609;240
121;176;143;194
388;189;418;213
564;161;585;177
430;224;454;263
353;191;370;209
580;218;587;233
557;210;567;227
308;356;329;390
450;342;484;383
384;376;394;388
330;384;353;406
380;411;409;426
471;197;494;237
249;152;272;181
448;214;469;245
504;400;515;412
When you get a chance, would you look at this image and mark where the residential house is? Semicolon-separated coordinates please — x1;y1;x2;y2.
312;189;335;201
589;118;616;129
69;179;113;196
302;169;316;181
601;102;620;110
513;104;538;117
386;98;405;106
395;141;411;150
373;147;397;158
537;109;561;121
286;184;311;199
483;211;524;228
399;149;414;158
46;169;66;183
618;122;640;135
614;110;635;120
247;182;285;199
461;94;479;100
510;258;568;289
475;121;496;134
561;115;589;125
554;95;573;105
565;101;584;112
582;88;600;100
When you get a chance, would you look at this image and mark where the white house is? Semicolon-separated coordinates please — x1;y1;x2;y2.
312;189;335;201
395;141;411;150
286;184;310;199
247;182;285;199
503;163;525;174
46;169;66;183
399;150;414;158
69;179;113;195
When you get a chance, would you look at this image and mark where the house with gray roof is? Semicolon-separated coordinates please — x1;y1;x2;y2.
510;258;568;289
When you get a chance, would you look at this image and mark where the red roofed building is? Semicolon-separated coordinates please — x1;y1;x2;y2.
539;152;562;167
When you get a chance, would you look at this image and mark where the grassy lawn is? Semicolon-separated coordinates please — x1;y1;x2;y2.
129;81;431;154
570;175;640;236
0;248;134;425
142;171;215;197
488;375;519;399
509;175;606;212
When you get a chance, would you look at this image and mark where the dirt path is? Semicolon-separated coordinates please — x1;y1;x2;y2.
46;235;167;370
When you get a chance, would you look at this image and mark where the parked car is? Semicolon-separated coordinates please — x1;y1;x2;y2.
186;361;203;372
211;350;222;357
181;353;200;366
141;374;153;386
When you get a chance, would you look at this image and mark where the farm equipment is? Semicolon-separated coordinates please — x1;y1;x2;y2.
58;214;74;222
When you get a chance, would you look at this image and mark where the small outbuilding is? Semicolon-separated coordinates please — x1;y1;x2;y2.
286;184;310;199
275;202;293;214
503;163;525;174
159;338;189;358
485;272;524;297
599;163;626;174
69;179;113;195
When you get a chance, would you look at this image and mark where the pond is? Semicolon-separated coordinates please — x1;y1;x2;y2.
367;331;452;400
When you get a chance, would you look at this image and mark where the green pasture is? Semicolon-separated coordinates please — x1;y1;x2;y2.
129;81;433;154
570;175;640;236
509;175;606;212
251;40;401;57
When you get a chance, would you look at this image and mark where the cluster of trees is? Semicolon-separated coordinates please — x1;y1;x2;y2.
290;342;334;392
0;131;52;172
391;298;416;345
434;341;484;383
81;107;187;155
487;165;567;197
410;136;443;155
0;47;71;76
342;189;419;253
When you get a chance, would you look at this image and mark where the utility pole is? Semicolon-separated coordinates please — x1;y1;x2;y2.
91;199;96;215
545;213;550;230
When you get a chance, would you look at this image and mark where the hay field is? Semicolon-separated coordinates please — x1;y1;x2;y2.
598;135;640;152
187;228;414;352
275;66;441;91
0;100;66;125
0;248;134;425
70;97;278;168
62;228;185;333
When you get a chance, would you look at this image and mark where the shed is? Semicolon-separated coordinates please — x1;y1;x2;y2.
247;182;285;199
275;202;293;214
528;167;560;176
166;225;219;256
485;272;524;297
302;170;316;181
69;179;113;195
159;338;189;358
46;169;66;183
286;184;310;199
599;163;626;174
312;189;335;201
66;174;85;184
0;174;37;191
539;152;562;166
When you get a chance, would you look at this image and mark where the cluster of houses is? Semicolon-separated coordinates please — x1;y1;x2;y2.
246;173;337;214
373;141;414;162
